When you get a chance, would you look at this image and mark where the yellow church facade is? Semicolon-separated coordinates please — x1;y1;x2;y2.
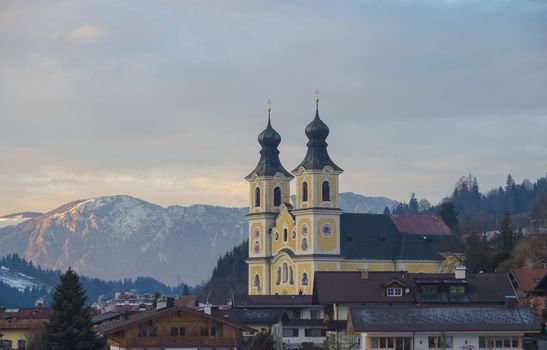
245;101;462;296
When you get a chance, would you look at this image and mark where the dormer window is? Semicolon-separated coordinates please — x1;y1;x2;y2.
449;286;465;294
386;287;403;297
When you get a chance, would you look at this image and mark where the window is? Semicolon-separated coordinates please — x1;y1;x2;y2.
428;336;453;349
302;272;309;286
301;237;309;251
283;328;299;337
254;274;261;292
449;285;465;294
321;181;330;201
255;187;261;207
386;287;403;296
179;327;186;336
302;182;308;202
370;337;412;350
289;266;294;285
276;267;281;285
201;327;210;336
305;328;326;337
150;327;158;337
311;310;321;319
283;228;288;242
138;325;147;337
293;309;302;319
171;327;179;336
283;263;288;283
211;327;218;337
274;187;282;206
18;339;26;349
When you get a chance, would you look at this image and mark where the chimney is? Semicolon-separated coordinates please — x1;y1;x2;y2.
455;265;466;280
361;268;369;280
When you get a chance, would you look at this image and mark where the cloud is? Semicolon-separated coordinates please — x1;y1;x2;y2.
0;0;546;214
69;25;106;42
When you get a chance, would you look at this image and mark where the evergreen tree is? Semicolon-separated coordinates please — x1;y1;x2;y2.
182;284;191;296
464;233;490;273
497;211;516;253
438;201;460;234
383;206;390;215
41;268;104;350
408;193;419;214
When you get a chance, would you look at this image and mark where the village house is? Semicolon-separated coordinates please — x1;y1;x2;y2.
95;299;252;350
0;307;51;350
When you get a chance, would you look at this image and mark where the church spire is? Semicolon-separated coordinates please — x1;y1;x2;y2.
245;101;293;180
292;93;342;173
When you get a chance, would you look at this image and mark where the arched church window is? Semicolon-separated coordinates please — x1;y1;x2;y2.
283;228;288;242
282;263;288;283
254;274;261;292
301;237;308;251
302;182;308;202
276;267;281;285
322;181;330;202
289;267;294;285
255;187;261;207
302;272;309;286
273;187;281;207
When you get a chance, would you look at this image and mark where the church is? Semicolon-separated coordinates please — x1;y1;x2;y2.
245;99;463;296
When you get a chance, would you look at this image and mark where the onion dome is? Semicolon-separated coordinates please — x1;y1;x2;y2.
292;101;342;173
246;111;293;180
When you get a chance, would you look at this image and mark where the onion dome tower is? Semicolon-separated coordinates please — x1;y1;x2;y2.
245;102;293;295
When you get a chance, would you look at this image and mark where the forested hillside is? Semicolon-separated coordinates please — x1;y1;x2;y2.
0;254;190;307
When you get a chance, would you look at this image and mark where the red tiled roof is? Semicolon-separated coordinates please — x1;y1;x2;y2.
0;308;51;329
176;295;198;308
510;268;547;292
390;215;453;236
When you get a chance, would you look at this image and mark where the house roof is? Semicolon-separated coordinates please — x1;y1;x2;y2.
0;308;51;329
339;213;462;261
510;268;547;292
95;304;251;335
313;271;515;304
213;308;286;325
349;305;540;332
233;294;315;308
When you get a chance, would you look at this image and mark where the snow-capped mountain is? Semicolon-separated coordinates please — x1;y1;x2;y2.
0;196;247;285
0;193;396;285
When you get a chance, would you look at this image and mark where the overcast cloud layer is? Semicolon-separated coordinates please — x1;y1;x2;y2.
1;0;546;214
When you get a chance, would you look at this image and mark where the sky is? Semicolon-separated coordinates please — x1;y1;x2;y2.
1;0;546;215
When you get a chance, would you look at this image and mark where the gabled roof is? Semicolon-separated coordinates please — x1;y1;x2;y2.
350;305;540;332
0;308;51;329
95;305;251;334
339;213;462;260
510;268;547;292
313;271;515;304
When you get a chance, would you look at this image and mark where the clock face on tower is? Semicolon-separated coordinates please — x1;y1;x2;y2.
320;223;333;237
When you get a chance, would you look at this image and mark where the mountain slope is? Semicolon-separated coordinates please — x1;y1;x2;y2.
0;196;247;285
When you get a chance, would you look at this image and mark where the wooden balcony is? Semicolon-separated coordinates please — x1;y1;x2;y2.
124;335;236;348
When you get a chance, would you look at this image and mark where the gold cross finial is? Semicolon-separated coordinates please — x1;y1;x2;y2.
267;98;272;113
315;89;320;104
